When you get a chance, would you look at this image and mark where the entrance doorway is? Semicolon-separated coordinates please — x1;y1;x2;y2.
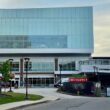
24;78;54;87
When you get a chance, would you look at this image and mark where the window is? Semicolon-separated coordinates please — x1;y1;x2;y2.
12;62;19;71
61;61;76;71
0;35;67;48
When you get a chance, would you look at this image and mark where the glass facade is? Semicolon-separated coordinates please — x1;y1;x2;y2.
0;7;93;51
0;7;93;87
24;78;54;87
12;62;19;71
61;62;76;71
0;61;19;71
24;61;54;72
80;59;110;65
0;35;67;48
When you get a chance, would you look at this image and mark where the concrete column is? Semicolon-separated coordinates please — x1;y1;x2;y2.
20;58;24;87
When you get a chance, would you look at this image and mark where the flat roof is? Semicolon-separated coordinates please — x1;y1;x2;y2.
93;57;110;59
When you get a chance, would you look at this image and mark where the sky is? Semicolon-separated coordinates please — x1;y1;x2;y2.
0;0;110;57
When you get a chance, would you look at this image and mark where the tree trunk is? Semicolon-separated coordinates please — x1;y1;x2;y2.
0;81;2;94
3;81;7;92
0;87;1;94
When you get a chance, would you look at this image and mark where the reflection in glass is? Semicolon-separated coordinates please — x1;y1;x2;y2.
0;35;67;48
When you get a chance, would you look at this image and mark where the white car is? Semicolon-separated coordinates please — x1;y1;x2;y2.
54;78;69;87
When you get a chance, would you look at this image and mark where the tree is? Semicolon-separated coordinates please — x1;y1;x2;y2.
0;60;11;92
0;76;2;94
70;74;87;78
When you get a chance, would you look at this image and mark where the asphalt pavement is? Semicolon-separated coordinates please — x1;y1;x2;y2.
15;98;110;110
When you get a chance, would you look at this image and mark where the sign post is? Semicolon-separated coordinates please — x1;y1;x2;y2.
95;82;101;97
106;87;110;97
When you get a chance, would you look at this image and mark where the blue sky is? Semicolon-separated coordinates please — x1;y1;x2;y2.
0;0;110;56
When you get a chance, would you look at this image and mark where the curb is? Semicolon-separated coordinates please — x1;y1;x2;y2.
7;100;50;110
5;98;60;110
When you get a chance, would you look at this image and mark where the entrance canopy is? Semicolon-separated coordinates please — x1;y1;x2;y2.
54;71;81;75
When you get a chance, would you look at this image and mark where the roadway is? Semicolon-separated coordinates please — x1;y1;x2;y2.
14;88;110;110
16;97;110;110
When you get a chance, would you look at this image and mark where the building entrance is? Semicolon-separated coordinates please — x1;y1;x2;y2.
24;78;54;87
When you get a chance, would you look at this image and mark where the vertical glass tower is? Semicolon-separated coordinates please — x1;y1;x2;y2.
0;7;93;54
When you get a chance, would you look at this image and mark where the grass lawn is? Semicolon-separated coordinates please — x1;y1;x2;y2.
0;92;43;105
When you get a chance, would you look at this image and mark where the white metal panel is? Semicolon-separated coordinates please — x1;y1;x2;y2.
21;74;54;78
54;71;81;74
0;48;93;54
81;65;110;73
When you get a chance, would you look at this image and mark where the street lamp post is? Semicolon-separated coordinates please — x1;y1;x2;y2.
24;58;30;100
96;67;100;82
93;66;100;82
93;66;96;78
59;64;62;87
8;59;13;92
0;73;2;94
93;66;101;97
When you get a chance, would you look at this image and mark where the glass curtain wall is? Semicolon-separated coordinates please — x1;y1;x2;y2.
0;35;67;48
24;61;54;72
61;62;76;71
24;78;54;87
0;61;19;72
0;7;93;50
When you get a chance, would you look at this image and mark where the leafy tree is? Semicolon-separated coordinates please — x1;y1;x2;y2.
69;74;87;78
0;77;2;94
0;60;11;92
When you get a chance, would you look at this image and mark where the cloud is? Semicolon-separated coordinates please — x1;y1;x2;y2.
93;14;110;56
0;0;110;8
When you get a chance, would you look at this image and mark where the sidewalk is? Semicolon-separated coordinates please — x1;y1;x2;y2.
0;96;59;110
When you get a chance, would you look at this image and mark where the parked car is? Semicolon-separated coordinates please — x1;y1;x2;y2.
0;81;10;88
54;78;69;87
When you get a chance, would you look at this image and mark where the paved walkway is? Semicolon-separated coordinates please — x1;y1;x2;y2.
0;97;58;110
0;88;89;110
14;88;89;99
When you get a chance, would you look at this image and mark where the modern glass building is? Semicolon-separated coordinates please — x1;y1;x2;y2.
0;7;93;87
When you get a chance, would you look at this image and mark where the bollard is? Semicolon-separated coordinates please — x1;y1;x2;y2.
77;91;80;95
